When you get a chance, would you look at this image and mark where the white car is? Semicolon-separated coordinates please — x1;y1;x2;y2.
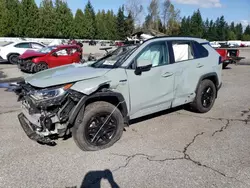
0;41;46;64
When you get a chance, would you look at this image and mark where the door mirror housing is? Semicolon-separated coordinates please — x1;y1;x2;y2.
135;59;152;75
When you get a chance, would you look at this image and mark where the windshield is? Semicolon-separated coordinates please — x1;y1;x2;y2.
38;46;57;53
1;42;14;47
90;45;138;69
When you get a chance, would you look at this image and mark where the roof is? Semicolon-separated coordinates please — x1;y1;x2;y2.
144;36;208;43
55;44;81;48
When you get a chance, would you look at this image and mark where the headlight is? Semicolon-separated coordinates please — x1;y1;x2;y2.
30;84;73;101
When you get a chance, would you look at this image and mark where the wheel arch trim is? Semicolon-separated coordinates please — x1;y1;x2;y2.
69;91;129;126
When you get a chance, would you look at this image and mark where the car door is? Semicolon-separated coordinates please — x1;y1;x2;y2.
168;40;209;107
69;47;81;63
48;48;72;68
125;41;175;119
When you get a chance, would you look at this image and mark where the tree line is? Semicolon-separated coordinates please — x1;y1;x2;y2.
0;0;249;41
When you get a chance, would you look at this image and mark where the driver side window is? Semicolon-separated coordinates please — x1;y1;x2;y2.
132;42;169;69
55;49;68;56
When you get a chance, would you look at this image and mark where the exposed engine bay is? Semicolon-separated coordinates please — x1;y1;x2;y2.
15;81;84;145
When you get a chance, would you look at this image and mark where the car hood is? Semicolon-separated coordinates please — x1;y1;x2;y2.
25;63;111;88
20;50;46;59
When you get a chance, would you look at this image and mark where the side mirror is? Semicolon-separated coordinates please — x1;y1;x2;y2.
135;59;152;75
52;53;58;57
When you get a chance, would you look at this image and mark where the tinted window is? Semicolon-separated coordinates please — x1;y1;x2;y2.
193;41;209;58
171;41;194;63
14;43;30;48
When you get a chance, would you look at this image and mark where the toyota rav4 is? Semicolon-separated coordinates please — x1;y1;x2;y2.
15;37;222;151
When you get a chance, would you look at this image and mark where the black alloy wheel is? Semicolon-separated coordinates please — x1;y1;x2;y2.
85;112;118;146
201;86;214;108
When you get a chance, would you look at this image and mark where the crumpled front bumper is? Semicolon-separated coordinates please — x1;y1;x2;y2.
18;59;36;73
18;113;56;146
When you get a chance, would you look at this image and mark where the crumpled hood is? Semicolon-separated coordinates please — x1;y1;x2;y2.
19;50;46;59
25;63;111;88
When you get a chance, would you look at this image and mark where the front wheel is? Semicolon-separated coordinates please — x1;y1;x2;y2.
34;62;48;73
190;79;217;113
72;101;125;151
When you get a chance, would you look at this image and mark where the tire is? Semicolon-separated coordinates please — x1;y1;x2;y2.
34;62;48;73
8;54;19;64
222;63;229;69
72;101;125;151
190;79;217;113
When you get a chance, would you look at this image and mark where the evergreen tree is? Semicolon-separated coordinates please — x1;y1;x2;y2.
19;0;39;37
55;0;73;38
116;6;126;40
38;0;57;38
190;9;204;37
73;9;85;38
216;16;227;41
83;0;96;39
95;10;108;39
244;25;250;35
105;10;117;40
235;23;243;40
0;0;8;37
6;0;20;37
125;11;134;36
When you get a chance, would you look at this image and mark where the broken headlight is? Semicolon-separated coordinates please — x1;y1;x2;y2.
30;84;73;101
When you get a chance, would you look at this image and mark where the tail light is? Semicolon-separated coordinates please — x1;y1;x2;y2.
219;56;222;64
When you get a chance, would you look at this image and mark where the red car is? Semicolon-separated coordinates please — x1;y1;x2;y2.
18;45;82;73
215;48;245;69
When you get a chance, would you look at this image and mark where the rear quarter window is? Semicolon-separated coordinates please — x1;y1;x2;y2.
192;41;209;58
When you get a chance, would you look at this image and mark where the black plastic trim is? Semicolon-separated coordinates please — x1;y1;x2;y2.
195;72;220;97
69;91;129;125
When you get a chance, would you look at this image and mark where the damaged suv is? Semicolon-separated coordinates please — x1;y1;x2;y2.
15;37;222;151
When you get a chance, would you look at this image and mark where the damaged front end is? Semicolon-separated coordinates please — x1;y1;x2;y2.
15;81;84;146
18;59;36;73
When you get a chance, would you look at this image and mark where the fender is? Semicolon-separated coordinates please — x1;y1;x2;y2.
195;72;220;97
68;90;129;125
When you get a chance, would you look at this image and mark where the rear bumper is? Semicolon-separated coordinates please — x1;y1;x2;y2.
217;82;222;91
18;113;56;146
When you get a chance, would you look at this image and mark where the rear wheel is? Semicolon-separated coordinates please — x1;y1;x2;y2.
8;54;19;64
72;101;124;151
34;62;48;73
222;63;229;69
190;79;216;113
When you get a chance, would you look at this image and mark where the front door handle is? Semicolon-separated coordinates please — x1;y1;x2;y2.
162;72;173;77
197;63;204;68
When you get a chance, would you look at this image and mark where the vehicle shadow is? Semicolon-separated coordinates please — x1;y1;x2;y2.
80;169;120;188
129;105;189;126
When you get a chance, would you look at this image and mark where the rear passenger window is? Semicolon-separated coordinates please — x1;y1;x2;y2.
193;41;209;58
14;43;30;48
171;41;194;62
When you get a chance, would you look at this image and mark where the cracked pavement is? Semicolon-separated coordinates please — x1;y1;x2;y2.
1;64;250;188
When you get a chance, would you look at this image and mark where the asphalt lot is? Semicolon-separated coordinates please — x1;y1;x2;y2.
0;48;250;188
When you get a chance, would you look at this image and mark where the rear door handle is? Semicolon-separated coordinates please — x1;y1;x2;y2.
162;72;173;77
197;63;204;68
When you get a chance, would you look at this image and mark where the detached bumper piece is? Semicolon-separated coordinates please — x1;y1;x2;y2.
18;113;56;146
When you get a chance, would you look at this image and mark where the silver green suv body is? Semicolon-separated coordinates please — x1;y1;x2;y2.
15;37;222;151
